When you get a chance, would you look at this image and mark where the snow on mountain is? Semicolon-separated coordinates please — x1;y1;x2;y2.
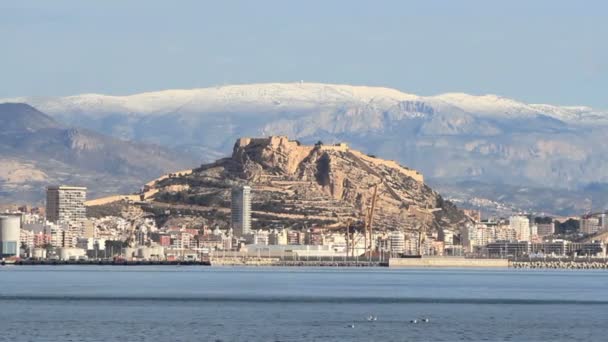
3;82;605;124
2;83;608;214
433;93;537;118
2;83;420;117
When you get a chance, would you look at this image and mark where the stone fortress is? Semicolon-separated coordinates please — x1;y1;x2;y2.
234;136;424;183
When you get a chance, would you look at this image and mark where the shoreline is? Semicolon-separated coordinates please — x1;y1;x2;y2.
4;258;608;269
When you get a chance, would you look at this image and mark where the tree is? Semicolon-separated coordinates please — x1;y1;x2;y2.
555;218;580;234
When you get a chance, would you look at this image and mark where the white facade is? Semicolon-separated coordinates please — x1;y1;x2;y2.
509;216;531;242
581;217;601;235
46;186;87;224
231;186;251;237
269;229;288;245
389;231;405;254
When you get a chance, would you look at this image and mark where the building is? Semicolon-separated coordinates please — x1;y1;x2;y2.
287;230;305;245
509;216;530;241
461;224;478;252
494;225;517;241
269;229;288;245
581;216;601;235
231;185;251;237
568;242;605;256
20;229;35;250
389;231;405;255
46;186;87;224
0;215;21;258
530;241;568;256
486;241;530;258
536;222;555;237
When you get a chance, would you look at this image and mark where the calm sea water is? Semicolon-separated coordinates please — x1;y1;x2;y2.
0;266;607;342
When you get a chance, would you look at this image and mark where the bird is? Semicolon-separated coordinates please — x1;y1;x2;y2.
410;319;418;324
422;318;430;323
347;324;355;328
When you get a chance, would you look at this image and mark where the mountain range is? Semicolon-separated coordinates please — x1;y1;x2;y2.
0;103;194;203
2;83;607;215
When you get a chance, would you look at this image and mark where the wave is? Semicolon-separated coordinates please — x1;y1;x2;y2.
0;295;606;305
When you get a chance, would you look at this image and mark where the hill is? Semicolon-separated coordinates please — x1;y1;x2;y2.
147;136;468;233
0;103;195;203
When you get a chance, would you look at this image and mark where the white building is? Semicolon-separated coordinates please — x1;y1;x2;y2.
389;231;405;254
46;186;87;224
509;216;531;242
581;216;601;235
231;186;251;237
269;229;288;245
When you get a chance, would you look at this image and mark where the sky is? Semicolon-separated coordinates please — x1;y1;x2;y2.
1;0;607;108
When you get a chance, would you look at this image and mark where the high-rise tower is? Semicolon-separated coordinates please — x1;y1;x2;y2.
231;185;251;237
46;186;87;224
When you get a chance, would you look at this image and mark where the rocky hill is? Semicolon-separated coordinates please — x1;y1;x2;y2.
0;103;195;203
149;136;469;233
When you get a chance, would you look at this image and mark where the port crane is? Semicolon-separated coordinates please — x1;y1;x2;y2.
340;182;380;258
363;183;379;258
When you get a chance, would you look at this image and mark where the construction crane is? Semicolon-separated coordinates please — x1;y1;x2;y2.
363;183;379;258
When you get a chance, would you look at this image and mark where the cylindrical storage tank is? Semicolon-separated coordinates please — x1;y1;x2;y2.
123;247;136;260
32;248;47;260
0;215;21;258
58;248;85;260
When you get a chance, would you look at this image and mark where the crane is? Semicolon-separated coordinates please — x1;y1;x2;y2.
363;183;379;258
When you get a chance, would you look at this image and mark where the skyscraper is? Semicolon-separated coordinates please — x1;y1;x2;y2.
231;185;251;237
46;186;87;224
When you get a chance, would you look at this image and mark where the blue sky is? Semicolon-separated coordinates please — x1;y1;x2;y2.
1;0;606;108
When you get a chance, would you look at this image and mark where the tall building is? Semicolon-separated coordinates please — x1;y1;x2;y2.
46;186;87;224
581;216;601;235
389;231;405;254
509;215;531;242
0;215;21;258
231;185;251;237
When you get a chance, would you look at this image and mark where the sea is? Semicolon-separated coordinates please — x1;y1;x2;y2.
0;266;607;342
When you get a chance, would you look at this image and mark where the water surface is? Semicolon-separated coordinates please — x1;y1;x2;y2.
0;266;606;341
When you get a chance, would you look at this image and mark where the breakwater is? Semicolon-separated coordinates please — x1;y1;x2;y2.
511;260;608;269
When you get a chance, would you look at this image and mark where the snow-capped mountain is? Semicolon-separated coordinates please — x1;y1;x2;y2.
4;82;605;123
3;83;419;117
2;82;607;214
